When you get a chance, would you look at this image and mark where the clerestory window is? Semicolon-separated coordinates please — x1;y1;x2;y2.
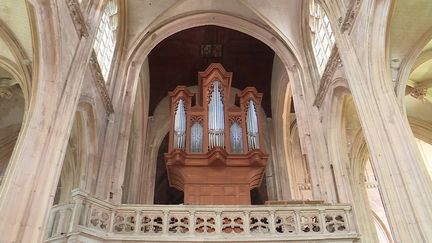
93;0;118;82
309;0;335;75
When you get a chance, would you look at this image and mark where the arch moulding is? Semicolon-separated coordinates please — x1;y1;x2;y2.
102;12;322;203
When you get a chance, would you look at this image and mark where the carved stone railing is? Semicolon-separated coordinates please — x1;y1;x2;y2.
45;203;74;239
45;190;358;242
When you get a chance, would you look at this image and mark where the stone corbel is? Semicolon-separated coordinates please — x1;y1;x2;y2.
0;77;18;99
340;0;362;34
407;86;428;102
313;46;341;108
0;86;12;99
89;51;114;114
66;0;89;38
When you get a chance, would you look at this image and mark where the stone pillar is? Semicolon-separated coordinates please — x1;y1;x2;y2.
0;1;102;242
288;66;338;203
323;1;432;241
272;55;338;203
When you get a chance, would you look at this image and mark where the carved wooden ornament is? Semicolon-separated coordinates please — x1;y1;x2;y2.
165;63;268;205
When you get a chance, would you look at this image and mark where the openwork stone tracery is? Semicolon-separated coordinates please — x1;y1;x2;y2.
44;191;355;240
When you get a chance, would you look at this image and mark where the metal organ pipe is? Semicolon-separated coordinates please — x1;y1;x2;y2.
208;81;224;149
190;122;203;152
246;100;259;150
174;99;186;149
230;122;243;153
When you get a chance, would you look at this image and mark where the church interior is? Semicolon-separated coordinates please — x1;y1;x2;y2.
0;0;432;242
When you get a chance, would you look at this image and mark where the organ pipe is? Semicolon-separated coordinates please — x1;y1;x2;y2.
246;99;259;150
173;99;186;149
190;122;203;152
230;122;243;153
208;81;224;149
165;64;269;205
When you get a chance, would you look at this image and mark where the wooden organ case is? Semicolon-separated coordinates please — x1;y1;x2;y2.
164;64;268;205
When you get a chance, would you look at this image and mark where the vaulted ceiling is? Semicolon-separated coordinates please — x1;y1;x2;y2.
0;0;33;62
126;0;304;52
148;25;275;116
390;0;432;123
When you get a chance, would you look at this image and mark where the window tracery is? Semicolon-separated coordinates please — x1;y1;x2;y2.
93;0;118;81
309;0;335;75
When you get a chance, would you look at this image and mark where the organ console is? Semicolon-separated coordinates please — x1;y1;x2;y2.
164;63;268;205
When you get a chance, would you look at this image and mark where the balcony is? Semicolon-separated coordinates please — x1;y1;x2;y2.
45;190;359;242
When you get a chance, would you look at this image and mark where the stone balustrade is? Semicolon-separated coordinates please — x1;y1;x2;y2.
45;203;74;239
44;190;358;242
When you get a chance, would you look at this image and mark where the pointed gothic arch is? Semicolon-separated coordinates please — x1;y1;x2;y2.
102;12;315;202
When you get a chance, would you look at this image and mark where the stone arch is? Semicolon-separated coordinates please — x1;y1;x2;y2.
0;19;32;188
287;119;312;200
323;79;379;242
348;116;432;243
270;55;294;200
76;101;99;194
0;66;26;188
395;27;432;107
0;21;32;107
408;117;432;145
0;1;102;241
54;100;98;203
103;12;315;202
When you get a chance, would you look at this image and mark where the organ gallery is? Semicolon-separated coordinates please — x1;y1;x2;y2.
1;1;431;242
165;63;268;205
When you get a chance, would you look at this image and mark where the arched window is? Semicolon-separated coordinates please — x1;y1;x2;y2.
93;0;118;81
309;0;335;74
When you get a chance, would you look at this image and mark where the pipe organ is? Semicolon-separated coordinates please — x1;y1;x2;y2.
165;63;268;205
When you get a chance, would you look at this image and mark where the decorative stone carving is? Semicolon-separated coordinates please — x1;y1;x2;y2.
300;213;321;233
89;208;110;231
0;86;12;99
0;77;17;99
113;213;135;233
89;51;114;114
275;214;296;234
313;46;341;108
168;214;189;233
65;0;89;38
249;213;270;233
45;190;357;241
324;213;347;233
340;0;362;34
410;87;428;102
195;213;216;233
141;214;163;233
222;214;244;233
298;183;312;190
